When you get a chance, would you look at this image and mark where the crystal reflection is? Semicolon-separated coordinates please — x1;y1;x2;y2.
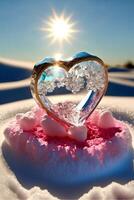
37;60;106;126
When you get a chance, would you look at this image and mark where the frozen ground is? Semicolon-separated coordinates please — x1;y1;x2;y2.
0;98;134;200
0;58;134;199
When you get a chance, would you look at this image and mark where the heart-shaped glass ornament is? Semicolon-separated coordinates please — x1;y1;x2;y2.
30;52;108;127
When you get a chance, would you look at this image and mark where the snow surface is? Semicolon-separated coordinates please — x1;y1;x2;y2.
0;98;134;200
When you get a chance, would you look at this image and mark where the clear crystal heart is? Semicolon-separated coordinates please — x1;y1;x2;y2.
32;52;108;126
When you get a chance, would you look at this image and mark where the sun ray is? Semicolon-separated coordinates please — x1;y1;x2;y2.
41;11;78;44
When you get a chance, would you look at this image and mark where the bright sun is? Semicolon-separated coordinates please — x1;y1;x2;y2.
42;11;77;43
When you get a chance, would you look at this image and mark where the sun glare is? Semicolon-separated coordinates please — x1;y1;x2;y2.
42;11;77;43
54;53;62;60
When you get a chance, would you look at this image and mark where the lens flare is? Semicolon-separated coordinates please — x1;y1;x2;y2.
41;10;77;43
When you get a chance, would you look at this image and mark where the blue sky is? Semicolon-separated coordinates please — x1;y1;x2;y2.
0;0;134;65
